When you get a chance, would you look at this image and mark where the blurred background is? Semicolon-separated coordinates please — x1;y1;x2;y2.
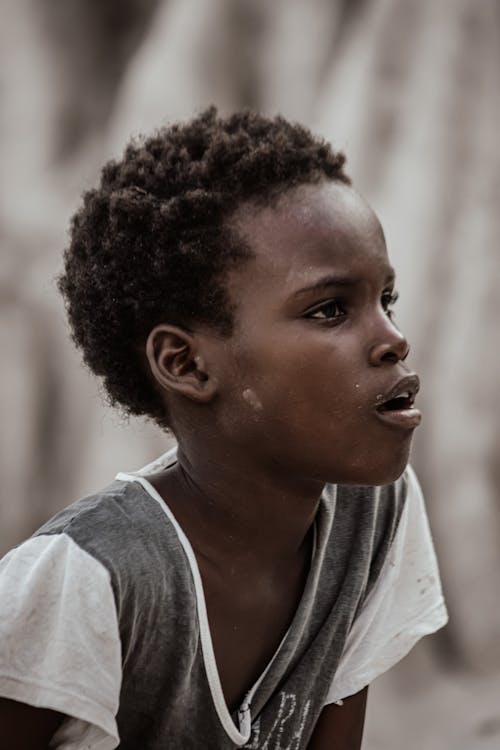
1;0;499;747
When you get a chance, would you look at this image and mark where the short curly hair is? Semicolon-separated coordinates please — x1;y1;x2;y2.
58;107;350;428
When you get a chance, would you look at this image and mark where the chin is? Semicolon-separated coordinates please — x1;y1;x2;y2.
366;463;409;487
370;453;412;486
331;448;412;487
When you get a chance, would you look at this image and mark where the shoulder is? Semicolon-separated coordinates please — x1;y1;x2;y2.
35;478;154;540
33;479;175;576
4;477;188;621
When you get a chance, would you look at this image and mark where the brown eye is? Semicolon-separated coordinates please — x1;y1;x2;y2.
307;300;346;320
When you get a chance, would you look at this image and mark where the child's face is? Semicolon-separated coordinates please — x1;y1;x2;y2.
213;181;421;486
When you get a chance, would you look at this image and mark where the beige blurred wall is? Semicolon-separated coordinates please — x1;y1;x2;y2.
1;1;499;747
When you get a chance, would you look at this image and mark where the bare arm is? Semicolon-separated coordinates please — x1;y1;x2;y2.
307;687;368;750
0;697;64;750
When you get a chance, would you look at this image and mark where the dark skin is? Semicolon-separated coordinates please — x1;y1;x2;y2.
0;699;65;748
2;181;418;747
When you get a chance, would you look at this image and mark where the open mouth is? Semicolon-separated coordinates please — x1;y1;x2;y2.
374;375;422;428
377;391;415;413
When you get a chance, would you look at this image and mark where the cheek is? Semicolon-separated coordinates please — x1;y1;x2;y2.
228;333;364;424
284;357;364;415
241;387;264;412
256;371;363;436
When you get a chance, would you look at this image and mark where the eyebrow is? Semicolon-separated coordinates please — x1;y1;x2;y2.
292;270;396;298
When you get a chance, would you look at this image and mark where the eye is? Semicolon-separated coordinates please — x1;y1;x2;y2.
381;290;399;318
305;299;346;321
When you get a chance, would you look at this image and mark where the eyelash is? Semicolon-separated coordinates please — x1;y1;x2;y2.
305;291;399;322
306;300;346;321
382;290;399;318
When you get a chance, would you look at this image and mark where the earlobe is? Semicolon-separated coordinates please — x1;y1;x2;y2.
146;325;217;403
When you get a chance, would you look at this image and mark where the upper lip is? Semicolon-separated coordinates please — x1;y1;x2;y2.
375;374;420;410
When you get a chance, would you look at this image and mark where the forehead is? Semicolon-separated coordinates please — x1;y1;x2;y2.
230;181;390;295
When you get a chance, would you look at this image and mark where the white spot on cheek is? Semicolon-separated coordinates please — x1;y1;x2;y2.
242;388;263;411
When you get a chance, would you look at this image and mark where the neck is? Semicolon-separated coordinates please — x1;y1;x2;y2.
153;438;325;567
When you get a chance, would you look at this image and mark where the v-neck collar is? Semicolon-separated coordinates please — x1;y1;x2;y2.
116;447;332;746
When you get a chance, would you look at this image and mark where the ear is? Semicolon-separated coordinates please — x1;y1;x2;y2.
145;324;218;403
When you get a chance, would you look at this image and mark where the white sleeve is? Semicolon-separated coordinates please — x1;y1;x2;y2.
0;533;122;749
324;466;448;705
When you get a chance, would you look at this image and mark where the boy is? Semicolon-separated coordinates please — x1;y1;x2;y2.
0;108;447;749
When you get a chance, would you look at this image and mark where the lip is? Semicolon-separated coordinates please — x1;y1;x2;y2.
374;374;422;430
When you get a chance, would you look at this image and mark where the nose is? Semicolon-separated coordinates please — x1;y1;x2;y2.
369;318;410;366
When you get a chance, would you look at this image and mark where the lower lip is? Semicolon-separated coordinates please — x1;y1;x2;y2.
375;407;422;429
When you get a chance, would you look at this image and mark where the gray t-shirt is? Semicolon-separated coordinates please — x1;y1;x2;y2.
0;450;447;749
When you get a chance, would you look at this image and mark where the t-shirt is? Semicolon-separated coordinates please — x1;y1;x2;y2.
0;448;447;749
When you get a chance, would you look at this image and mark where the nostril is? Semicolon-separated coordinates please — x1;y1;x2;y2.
370;339;410;366
380;351;400;364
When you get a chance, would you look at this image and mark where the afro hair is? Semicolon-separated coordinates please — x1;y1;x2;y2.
58;107;350;429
